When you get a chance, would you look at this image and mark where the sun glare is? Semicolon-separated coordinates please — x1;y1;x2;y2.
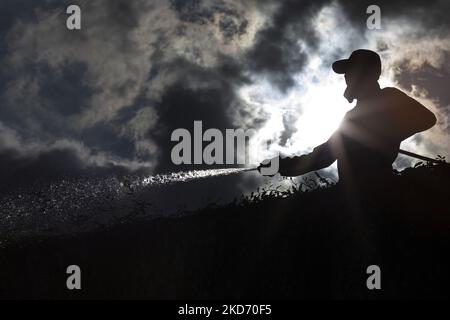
288;71;352;153
238;56;353;163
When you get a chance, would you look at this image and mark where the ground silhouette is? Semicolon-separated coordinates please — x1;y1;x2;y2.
1;160;449;299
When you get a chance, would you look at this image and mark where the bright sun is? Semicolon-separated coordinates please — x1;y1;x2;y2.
238;63;353;163
288;73;352;152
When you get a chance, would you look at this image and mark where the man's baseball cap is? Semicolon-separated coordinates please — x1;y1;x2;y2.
332;49;381;78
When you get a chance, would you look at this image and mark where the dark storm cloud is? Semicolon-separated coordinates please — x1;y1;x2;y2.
148;58;250;173
0;0;64;37
246;0;330;91
338;0;450;33
395;57;450;110
0;6;117;185
170;0;249;39
38;62;93;117
0;0;260;185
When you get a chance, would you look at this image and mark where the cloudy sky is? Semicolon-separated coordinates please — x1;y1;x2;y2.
1;0;449;194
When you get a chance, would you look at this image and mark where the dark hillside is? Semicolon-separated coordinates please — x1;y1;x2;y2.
1;162;449;299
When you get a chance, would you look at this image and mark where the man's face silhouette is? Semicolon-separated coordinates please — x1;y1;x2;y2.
343;68;363;103
333;50;382;103
343;67;378;103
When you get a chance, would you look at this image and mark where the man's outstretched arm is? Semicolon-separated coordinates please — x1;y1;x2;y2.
277;140;336;177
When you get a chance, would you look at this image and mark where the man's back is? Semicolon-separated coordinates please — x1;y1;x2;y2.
332;87;436;186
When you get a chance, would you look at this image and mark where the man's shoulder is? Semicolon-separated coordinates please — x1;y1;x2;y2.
380;87;411;101
381;86;404;95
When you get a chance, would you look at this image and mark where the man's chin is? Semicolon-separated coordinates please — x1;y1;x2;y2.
343;87;355;103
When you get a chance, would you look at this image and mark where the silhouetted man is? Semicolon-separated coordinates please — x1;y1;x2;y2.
261;49;436;194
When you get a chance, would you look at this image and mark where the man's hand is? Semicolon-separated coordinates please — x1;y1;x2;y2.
257;156;279;176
